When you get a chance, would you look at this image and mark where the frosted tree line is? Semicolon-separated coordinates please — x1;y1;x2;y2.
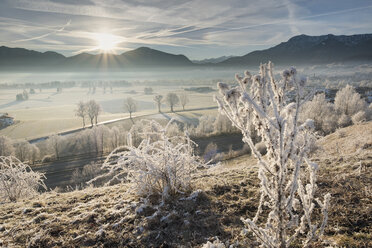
0;125;127;164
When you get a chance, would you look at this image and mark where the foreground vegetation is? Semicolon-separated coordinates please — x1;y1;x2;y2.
0;122;370;247
1;64;371;247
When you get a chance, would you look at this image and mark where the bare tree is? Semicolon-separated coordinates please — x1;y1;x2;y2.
90;126;109;155
108;126;121;151
48;134;63;160
153;95;163;112
13;141;39;164
75;101;87;128
166;93;179;112
179;92;189;110
124;97;137;121
0;136;14;156
29;144;40;164
86;100;101;126
14;140;31;162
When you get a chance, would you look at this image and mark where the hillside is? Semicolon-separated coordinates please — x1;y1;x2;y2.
0;46;65;69
0;122;371;247
219;33;372;66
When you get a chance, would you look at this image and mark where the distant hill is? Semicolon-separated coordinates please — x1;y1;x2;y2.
0;46;193;71
62;47;193;69
0;46;65;68
192;56;235;64
218;34;372;66
1;33;372;71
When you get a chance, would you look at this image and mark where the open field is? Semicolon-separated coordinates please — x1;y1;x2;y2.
0;85;217;140
1;122;371;247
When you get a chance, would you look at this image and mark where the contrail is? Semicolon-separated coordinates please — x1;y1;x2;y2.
13;19;71;43
208;5;372;35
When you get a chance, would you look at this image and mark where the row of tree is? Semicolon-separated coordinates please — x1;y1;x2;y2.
75;92;190;128
75;100;101;127
0;125;127;164
123;92;189;122
153;92;189;112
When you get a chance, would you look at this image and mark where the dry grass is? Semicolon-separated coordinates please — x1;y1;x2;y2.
0;122;371;247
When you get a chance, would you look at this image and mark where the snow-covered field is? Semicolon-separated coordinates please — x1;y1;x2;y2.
0;85;216;140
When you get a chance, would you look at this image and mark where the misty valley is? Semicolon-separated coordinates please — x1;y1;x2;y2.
0;3;372;247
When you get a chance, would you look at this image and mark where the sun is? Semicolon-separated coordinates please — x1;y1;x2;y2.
94;33;122;53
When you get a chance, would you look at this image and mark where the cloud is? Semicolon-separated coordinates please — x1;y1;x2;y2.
1;0;372;59
13;20;71;43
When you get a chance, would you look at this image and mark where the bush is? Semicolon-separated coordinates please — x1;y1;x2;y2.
338;114;351;127
0;136;14;156
334;85;367;117
0;156;46;202
41;154;55;163
203;142;218;162
300;93;338;134
254;141;267;155
16;93;24;101
70;162;102;186
202;238;226;248
90;120;204;200
352;111;367;124
215;62;330;247
144;87;153;95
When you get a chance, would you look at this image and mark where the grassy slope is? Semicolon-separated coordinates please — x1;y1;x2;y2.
0;122;371;247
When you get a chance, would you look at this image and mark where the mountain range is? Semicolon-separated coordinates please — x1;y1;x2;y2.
0;33;371;71
192;56;236;64
220;33;372;66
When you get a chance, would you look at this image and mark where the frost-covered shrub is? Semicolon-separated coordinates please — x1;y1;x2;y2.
254;141;267;155
202;237;226;248
166;122;182;137
334;85;367;117
215;62;330;247
70;162;102;186
203;142;218;163
41;154;55;163
337;114;351;127
90;120;203;200
213;113;238;134
352;111;367;124
195;115;215;135
0;156;46;202
0;136;14;156
300;93;338;134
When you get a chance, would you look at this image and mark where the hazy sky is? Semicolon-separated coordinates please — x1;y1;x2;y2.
0;0;371;59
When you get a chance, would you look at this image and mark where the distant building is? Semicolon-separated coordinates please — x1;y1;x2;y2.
0;113;14;128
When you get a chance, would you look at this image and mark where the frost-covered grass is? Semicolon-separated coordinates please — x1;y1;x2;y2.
0;122;371;247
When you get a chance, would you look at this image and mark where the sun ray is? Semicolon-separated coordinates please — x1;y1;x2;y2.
93;33;123;53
